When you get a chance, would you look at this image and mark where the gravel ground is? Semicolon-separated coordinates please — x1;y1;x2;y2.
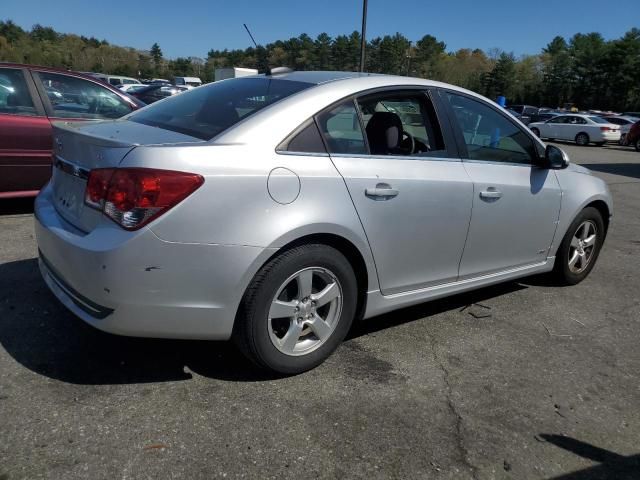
0;143;639;480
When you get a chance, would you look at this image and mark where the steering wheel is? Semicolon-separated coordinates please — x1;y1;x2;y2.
401;131;415;154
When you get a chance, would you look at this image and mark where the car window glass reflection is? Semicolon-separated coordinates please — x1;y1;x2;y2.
37;72;131;120
0;68;37;116
446;92;536;164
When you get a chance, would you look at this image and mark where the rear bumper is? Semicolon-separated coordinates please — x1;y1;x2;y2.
35;184;273;340
600;132;621;142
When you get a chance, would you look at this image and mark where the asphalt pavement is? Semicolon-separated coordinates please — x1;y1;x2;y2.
1;143;639;479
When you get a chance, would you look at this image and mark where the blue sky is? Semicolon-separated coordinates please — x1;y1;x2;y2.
3;0;637;58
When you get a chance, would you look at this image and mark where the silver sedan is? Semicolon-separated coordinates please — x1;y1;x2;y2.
35;71;612;374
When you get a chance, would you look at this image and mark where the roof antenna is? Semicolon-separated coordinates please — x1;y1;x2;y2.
243;23;258;49
243;23;291;76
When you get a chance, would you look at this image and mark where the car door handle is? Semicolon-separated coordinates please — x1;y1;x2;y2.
479;189;503;200
365;184;399;199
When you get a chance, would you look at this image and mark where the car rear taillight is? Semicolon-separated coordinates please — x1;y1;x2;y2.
600;126;616;132
84;168;204;230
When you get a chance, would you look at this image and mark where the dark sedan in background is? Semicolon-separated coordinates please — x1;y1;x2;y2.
127;84;187;105
0;63;143;198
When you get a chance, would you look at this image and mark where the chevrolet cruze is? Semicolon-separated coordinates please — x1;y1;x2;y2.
35;71;612;374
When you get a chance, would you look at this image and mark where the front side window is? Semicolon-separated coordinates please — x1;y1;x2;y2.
357;92;446;157
130;77;311;140
36;72;132;119
548;116;567;124
446;92;536;164
0;68;37;116
316;101;367;155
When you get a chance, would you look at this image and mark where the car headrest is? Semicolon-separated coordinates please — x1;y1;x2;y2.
366;111;403;154
6;93;20;107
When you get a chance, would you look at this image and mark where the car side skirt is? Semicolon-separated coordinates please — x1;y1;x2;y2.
363;259;554;319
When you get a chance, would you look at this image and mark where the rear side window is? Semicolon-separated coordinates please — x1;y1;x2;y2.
316;101;367;155
446;92;536;164
130;77;311;140
279;120;327;154
588;116;609;124
0;68;37;116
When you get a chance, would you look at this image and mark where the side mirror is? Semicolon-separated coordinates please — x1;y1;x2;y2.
544;144;570;169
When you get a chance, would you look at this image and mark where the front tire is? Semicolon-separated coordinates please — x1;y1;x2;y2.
635;138;640;152
553;207;605;285
575;133;590;146
234;244;357;374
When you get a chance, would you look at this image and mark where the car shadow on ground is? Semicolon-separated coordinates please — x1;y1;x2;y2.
582;163;640;180
0;257;531;385
541;434;640;479
0;197;35;216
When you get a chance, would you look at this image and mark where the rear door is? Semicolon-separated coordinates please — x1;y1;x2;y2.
558;115;584;141
0;67;51;195
542;115;566;139
442;90;561;278
321;89;474;295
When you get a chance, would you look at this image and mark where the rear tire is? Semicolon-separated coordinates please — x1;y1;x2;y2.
635;138;640;152
619;133;626;146
553;207;605;285
575;133;590;146
234;244;357;375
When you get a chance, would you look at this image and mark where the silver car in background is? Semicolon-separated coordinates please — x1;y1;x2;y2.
35;71;612;374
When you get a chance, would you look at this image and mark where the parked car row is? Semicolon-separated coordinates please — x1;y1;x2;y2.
504;103;639;149
529;114;623;146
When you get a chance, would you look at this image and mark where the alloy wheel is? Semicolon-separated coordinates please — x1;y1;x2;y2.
568;220;597;274
576;133;589;146
268;267;343;356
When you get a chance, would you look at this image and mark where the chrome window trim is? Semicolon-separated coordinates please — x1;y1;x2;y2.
276;150;330;157
462;158;540;168
327;153;461;163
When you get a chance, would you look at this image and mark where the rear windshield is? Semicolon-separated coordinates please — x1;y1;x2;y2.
129;77;311;140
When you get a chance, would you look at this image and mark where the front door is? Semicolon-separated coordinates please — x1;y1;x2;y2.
443;91;562;278
318;91;474;295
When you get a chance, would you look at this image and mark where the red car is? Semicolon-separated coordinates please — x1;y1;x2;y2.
625;119;640;151
0;63;143;198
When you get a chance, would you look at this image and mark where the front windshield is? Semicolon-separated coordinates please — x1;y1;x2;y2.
129;77;311;140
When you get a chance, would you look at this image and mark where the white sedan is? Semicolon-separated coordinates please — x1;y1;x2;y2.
116;83;147;93
529;114;621;146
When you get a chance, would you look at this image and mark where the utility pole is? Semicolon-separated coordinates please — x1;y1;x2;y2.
359;0;368;72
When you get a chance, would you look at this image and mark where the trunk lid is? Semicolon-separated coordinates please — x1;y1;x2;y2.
50;120;202;232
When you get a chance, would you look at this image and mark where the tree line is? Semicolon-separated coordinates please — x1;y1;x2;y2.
1;20;639;111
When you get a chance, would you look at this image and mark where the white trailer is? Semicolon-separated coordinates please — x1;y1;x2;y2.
214;67;259;82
